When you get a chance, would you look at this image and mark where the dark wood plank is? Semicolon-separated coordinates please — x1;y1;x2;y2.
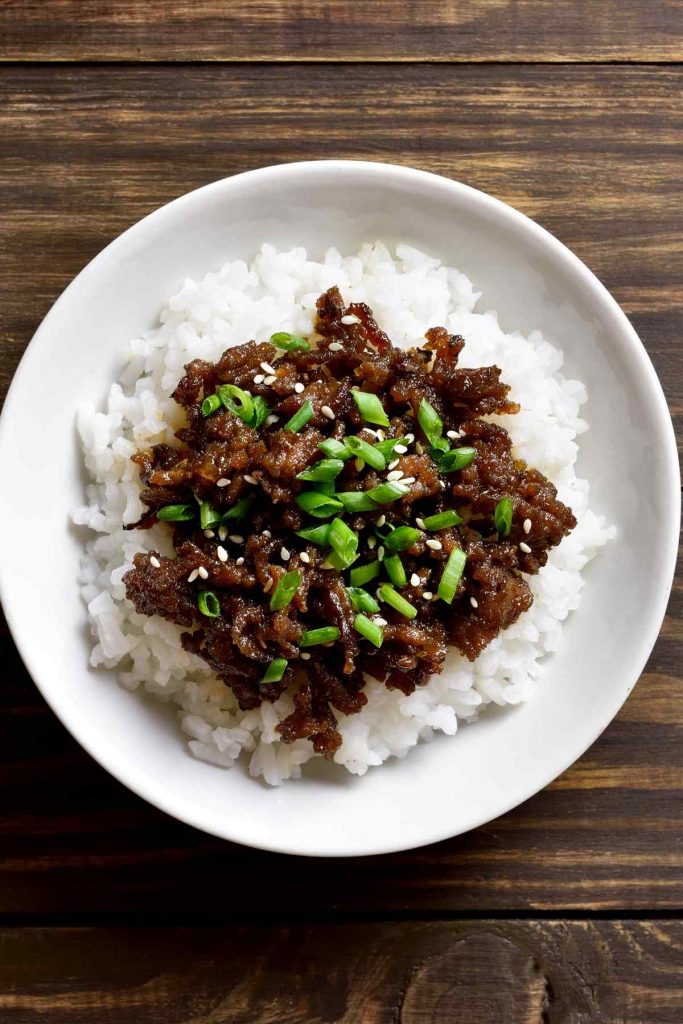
0;64;680;915
1;1;681;63
0;922;681;1022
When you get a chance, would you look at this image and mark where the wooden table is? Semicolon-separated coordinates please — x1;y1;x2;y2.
1;3;681;1020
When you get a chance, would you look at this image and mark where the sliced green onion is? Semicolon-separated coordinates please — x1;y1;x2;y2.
250;395;272;429
157;503;195;522
270;331;311;352
284;400;314;433
269;569;301;611
199;501;221;530
325;549;359;571
494;496;513;536
375;522;395;541
437;548;467;604
319;438;352;460
336;490;379;513
317;480;336;496
299;626;340;647
197;590;221;618
383;554;407;588
350;561;380;587
296;524;332;545
374;438;402;461
347;587;381;614
218;384;254;424
328;517;359;567
378;584;417;620
422;510;463;530
296;458;344;483
366;481;409;504
343;435;386;471
296;490;343;518
354;614;384;649
351;389;390;427
221;497;254;521
261;658;288;683
418;398;444;447
385;526;422;552
201;393;221;417
436;447;477;473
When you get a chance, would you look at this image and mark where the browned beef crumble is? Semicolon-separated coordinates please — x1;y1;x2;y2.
124;287;576;756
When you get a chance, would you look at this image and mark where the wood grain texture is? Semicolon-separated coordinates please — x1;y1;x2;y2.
0;64;680;917
1;0;682;63
0;922;681;1022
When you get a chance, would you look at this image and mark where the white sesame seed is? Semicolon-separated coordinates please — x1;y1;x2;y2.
470;596;479;609
263;374;277;386
301;652;311;660
377;545;385;561
244;474;257;485
265;414;280;426
440;481;446;489
253;374;265;385
341;314;360;325
263;578;273;593
394;444;408;455
260;361;276;375
410;573;421;587
423;591;433;601
280;546;291;561
235;557;245;566
520;541;532;554
447;430;459;440
218;525;228;542
363;427;379;438
300;551;311;564
404;433;414;443
203;529;215;539
217;477;230;487
415;518;426;530
328;342;344;351
387;469;404;481
321;405;335;420
354;458;364;472
197;566;209;580
294;382;305;394
523;518;532;534
217;546;228;562
262;530;272;539
415;442;425;455
149;555;161;568
388;459;400;471
367;536;377;550
426;539;443;551
376;514;386;527
187;569;199;583
402;476;416;485
374;617;388;627
228;534;244;544
376;430;386;441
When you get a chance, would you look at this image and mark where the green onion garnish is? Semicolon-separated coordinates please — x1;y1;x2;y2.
417;398;444;447
218;384;255;424
284;400;314;433
354;614;384;649
374;438;402;460
347;587;381;614
318;438;352;460
384;526;422;552
494;496;513;536
325;550;359;571
296;523;332;545
197;590;221;618
316;480;336;496
422;510;463;530
299;626;341;647
261;658;288;683
365;481;409;504
296;491;343;518
328;517;359;568
270;331;311;352
378;584;417;620
199;501;221;530
335;490;379;514
269;569;301;611
437;548;467;604
436;447;477;473
296;458;345;483
157;503;195;522
344;435;386;471
250;395;272;429
221;497;254;521
201;393;221;417
350;561;380;587
383;554;407;588
351;389;390;427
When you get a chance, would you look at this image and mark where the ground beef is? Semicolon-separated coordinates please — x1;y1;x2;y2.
124;286;576;756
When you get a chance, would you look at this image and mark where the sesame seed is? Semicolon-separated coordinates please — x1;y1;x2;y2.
300;551;311;564
523;518;532;534
426;539;443;551
367;536;377;550
377;546;385;561
410;573;421;587
404;433;414;443
470;596;479;609
187;569;199;583
294;382;305;394
388;459;400;471
329;342;343;351
228;534;244;544
260;361;276;375
376;430;386;441
321;405;335;419
244;475;257;485
387;470;404;481
263;578;274;593
520;541;532;554
415;518;426;530
217;546;228;562
374;617;388;627
149;555;161;569
262;529;272;538
394;444;408;455
341;314;360;325
235;557;245;566
263;374;277;386
376;514;386;527
203;529;215;539
355;458;364;472
265;414;280;426
197;566;209;580
415;442;425;455
280;546;291;561
402;476;416;485
217;478;230;487
218;525;228;542
423;591;433;601
447;430;459;440
300;652;311;660
253;374;265;385
363;428;379;438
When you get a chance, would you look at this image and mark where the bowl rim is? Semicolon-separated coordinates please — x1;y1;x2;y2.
0;159;679;857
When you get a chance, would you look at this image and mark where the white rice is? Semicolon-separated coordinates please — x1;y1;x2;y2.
74;242;614;785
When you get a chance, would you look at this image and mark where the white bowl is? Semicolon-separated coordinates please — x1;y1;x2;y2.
0;161;678;857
